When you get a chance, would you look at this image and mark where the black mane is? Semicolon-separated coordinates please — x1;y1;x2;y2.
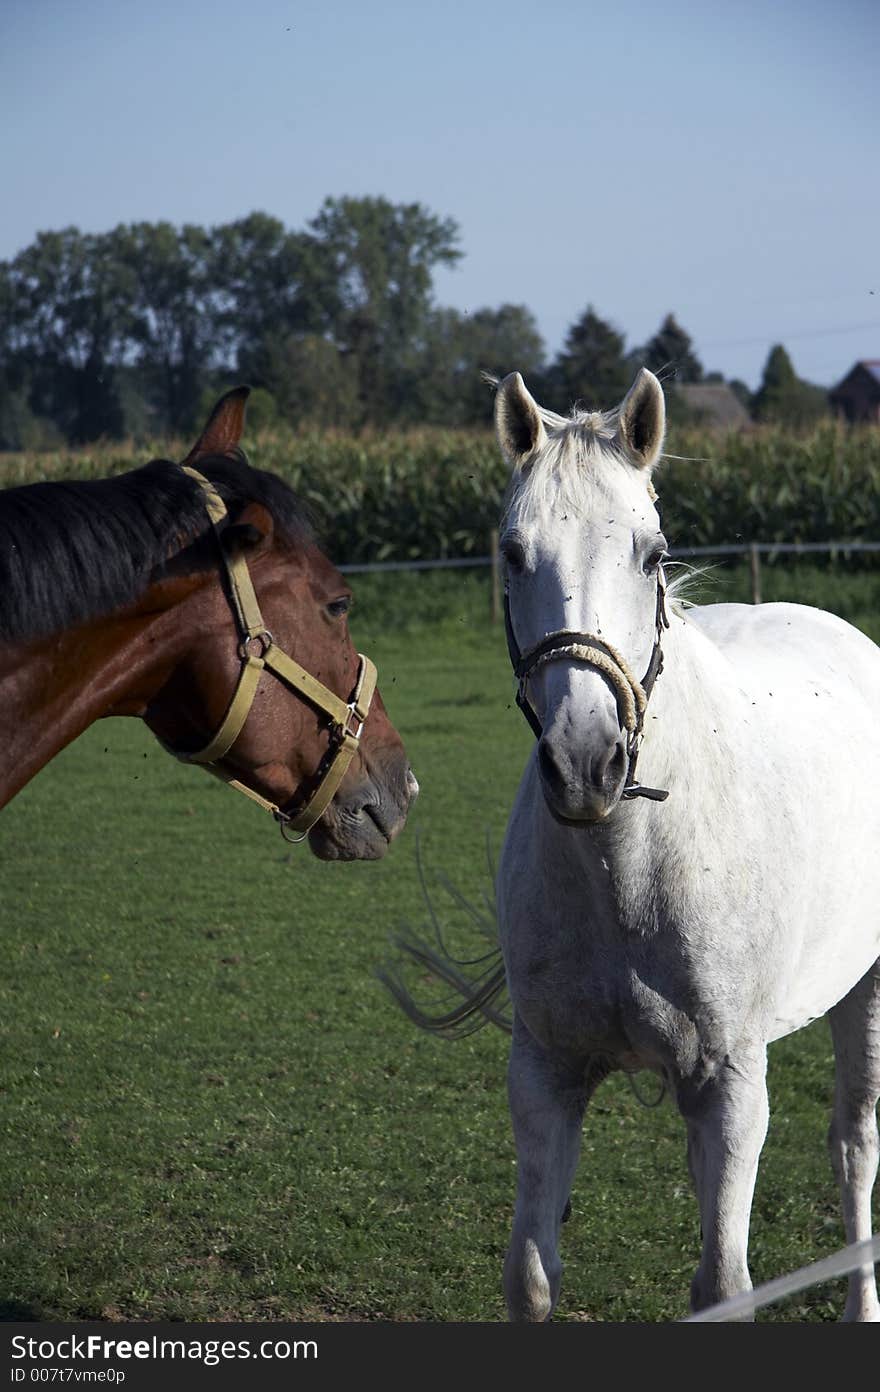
0;450;314;644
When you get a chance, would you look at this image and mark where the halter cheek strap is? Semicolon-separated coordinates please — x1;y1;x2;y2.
164;466;377;842
504;569;670;802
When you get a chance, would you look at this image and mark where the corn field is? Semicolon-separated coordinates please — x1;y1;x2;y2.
3;422;880;561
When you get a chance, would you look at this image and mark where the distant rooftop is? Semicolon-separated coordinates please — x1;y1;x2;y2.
831;360;880;391
675;381;751;428
829;361;880;421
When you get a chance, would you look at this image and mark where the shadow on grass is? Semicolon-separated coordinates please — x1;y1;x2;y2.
0;1298;44;1320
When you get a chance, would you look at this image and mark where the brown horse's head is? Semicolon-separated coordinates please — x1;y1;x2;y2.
142;389;417;860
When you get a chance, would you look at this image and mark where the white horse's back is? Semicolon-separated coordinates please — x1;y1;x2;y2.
689;598;880;700
665;600;880;1040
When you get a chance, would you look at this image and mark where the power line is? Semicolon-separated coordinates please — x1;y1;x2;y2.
700;318;880;351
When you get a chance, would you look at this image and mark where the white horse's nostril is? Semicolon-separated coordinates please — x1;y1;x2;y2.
594;735;628;791
406;768;420;800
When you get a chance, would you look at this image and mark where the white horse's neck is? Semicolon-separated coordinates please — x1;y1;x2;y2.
634;605;743;810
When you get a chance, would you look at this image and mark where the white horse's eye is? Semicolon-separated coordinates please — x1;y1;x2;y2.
502;539;526;574
643;544;668;575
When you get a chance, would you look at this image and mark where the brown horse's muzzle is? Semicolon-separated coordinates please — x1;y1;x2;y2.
307;751;418;861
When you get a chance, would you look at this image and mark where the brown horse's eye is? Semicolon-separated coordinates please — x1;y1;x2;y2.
327;596;351;618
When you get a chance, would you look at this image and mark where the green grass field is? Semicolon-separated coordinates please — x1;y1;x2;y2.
0;564;876;1323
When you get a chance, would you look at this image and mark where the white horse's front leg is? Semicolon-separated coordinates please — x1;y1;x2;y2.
504;1015;594;1322
677;1048;769;1316
828;959;880;1322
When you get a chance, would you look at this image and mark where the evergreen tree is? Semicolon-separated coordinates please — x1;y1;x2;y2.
753;344;828;426
547;305;630;411
728;379;753;412
754;343;797;411
637;312;703;383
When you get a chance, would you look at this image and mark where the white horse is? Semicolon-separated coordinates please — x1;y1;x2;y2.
491;367;880;1321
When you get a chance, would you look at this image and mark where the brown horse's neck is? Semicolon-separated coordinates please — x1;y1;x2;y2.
0;604;192;811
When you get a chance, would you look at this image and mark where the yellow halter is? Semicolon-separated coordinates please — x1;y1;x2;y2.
165;466;377;843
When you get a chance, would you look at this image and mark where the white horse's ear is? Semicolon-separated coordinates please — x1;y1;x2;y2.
494;372;547;470
615;368;666;470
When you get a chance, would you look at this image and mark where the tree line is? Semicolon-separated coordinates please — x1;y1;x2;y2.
0;196;831;449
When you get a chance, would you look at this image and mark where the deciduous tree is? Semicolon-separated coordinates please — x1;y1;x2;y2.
306;197;462;421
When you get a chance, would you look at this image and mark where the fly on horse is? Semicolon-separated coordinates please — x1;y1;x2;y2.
386;367;880;1320
0;387;416;859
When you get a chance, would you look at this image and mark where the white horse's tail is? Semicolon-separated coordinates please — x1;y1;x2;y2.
376;935;510;1039
375;828;513;1039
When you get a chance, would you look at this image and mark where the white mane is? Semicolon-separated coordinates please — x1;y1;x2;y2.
501;410;639;524
492;382;699;609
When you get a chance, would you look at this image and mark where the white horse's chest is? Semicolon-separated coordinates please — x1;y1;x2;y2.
499;822;753;1071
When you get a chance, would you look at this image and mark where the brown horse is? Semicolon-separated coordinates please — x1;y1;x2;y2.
0;387;416;860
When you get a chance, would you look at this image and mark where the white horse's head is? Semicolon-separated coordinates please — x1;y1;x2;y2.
496;367;668;823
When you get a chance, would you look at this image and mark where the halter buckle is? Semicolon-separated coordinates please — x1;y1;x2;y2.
342;700;367;743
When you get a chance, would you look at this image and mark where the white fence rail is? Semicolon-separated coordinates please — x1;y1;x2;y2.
683;1232;880;1322
340;537;880;614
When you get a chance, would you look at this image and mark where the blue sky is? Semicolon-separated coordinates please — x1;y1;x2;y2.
2;0;877;390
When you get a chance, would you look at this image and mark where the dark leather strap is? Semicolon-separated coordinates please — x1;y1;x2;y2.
504;570;669;802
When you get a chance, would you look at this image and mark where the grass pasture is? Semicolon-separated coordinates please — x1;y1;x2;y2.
0;564;877;1322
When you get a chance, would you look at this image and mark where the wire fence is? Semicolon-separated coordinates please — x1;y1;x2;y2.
340;535;880;613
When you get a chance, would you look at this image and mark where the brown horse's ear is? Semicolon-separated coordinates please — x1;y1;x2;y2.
182;386;251;463
221;501;274;557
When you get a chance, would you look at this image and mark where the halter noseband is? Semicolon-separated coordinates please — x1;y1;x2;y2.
504;568;670;803
163;466;377;843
